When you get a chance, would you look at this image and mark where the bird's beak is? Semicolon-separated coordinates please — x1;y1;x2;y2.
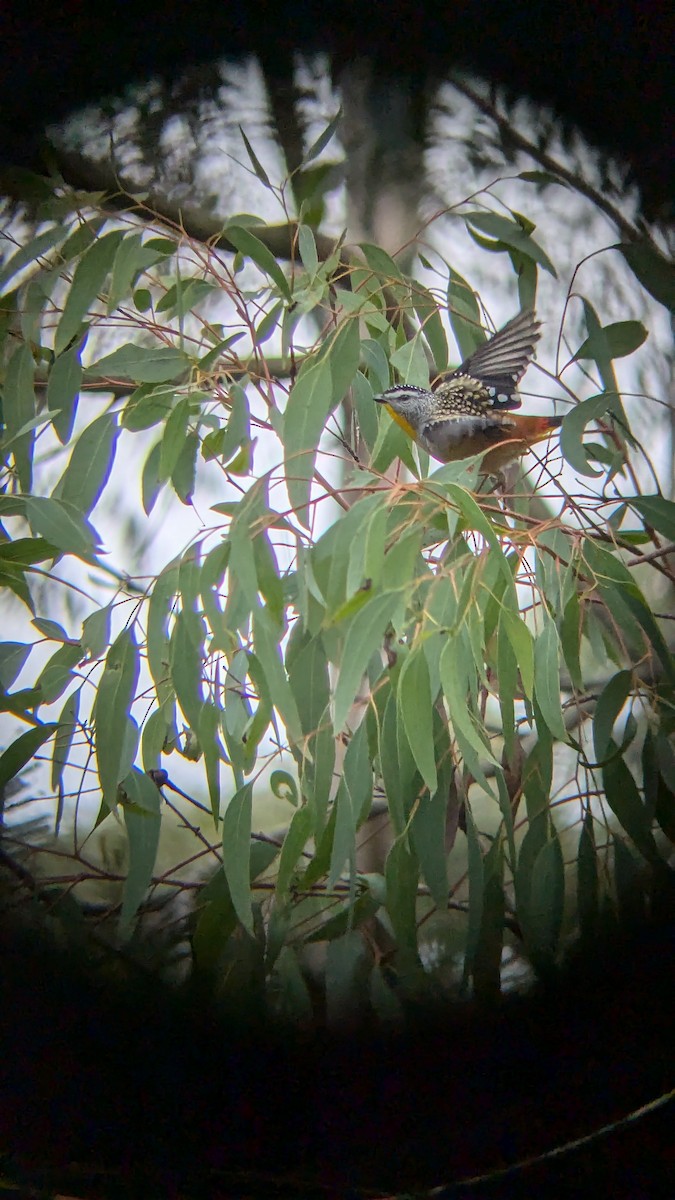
372;394;386;404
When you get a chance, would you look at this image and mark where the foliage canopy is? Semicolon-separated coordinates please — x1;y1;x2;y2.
1;128;674;1021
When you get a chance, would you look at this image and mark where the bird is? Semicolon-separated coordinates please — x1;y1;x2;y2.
373;308;562;476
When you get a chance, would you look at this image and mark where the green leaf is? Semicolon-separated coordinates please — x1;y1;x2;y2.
0;223;69;292
447;269;484;359
122;384;175;432
560;394;614;477
593;670;633;762
4;344;35;491
385;833;419;958
619;242;675;311
328;721;372;890
119;768;162;938
0;642;32;690
602;753;658;862
158;395;190;481
300;707;335;831
32;617;70;642
397;646;437;793
464;212;557;276
283;356;332;524
472;846;506;1001
89;342;191;384
0;722;57;791
297;224;318;277
270;769;299;806
157;278;218;319
305;890;380;944
439;636;498;783
51;687;80;792
224;224;292;300
332;592;395;733
463;801;485;977
577;810;598;942
55;230;125;354
389;333;429;387
94;628;140;811
171;429;199;505
24;496;100;559
47;345;82;445
288;635;331;739
107;232;167;313
573;320;648;362
222;783;254;935
561;590;583;691
0;538;57;567
81;604;112;661
412;285;448;370
0;563;34;611
631;495;675;541
238;125;272;188
500;608;534;699
147;560;179;706
533;616;567;741
198;700;222;822
525;830;565;970
35;641;82;705
283;320;360;526
252;605;302;747
304;109;342;164
410;737;453;906
275;804;313;896
170;609;205;731
54;413;119;516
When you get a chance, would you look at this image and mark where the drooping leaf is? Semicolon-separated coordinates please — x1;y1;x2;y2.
252;605;302;747
385;833;419;959
524;829;565;971
224;224;292;300
631;495;675;541
463;801;485;979
573;320;647;362
0;722;58;792
47;344;82;445
0;223;69;293
0;642;32;690
53;413;119;516
119;768;162;939
533;616;567;741
332;592;396;732
94;628;140;811
464;212;557;276
89;342;191;384
619;241;675;310
276;804;314;897
560;394;614;477
602;752;658;862
55;230;125;354
593;669;633;762
4;344;35;491
304;109;343;164
397;645;437;793
24;496;101;559
222;783;254;935
35;641;82;705
577;809;599;943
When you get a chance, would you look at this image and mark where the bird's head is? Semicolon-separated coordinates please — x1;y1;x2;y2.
373;384;435;428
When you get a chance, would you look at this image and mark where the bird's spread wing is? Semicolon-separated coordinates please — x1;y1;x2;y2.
444;308;541;408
